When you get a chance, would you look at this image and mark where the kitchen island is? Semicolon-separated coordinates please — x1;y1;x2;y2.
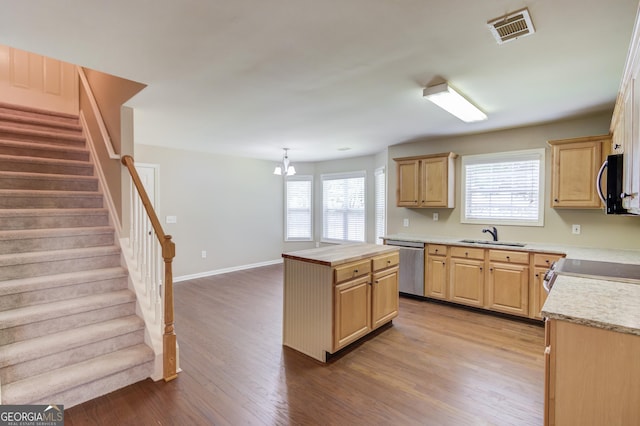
282;243;399;362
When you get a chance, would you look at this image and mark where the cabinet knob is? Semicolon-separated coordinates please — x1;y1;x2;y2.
465;252;469;256
435;249;439;253
554;198;559;203
545;259;550;264
354;269;358;273
614;143;621;149
535;273;540;278
489;267;493;272
506;256;510;260
621;192;636;199
375;280;379;284
480;267;483;272
387;260;391;264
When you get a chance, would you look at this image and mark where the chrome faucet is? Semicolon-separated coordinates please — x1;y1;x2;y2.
482;226;498;241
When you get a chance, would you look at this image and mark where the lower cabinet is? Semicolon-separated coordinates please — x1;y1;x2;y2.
425;245;448;300
545;319;640;425
371;266;399;329
334;275;371;350
486;249;529;316
449;247;485;308
530;253;564;319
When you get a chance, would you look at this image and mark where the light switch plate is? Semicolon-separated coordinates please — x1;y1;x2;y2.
403;218;409;227
572;224;581;234
166;215;177;224
433;213;439;221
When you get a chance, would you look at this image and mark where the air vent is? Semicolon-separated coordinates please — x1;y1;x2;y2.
487;7;535;44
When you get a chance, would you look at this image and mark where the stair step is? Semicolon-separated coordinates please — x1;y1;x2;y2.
0;208;109;230
0;138;89;161
0;111;82;133
0;124;85;147
0;189;103;209
0;267;128;310
0;171;97;191
0;316;144;380
1;344;154;406
0;154;94;176
0;245;121;280
0;226;115;255
0;102;79;124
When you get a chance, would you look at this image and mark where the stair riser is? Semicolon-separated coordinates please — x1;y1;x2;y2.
0;303;136;345
0;118;82;134
0;131;85;148
0;232;114;255
1;330;144;384
0;252;121;281
0;176;98;191
0;194;103;209
0;144;89;161
0;212;109;230
0;158;94;176
0;275;127;310
25;361;153;408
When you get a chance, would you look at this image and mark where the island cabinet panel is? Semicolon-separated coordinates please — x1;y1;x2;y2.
334;275;371;350
530;253;564;319
545;319;640;425
371;267;399;329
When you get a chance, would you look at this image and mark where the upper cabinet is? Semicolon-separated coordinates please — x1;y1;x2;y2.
394;152;457;208
611;6;640;215
548;135;610;208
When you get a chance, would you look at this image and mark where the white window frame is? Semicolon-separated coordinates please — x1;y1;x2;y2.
321;171;366;244
284;175;313;241
374;167;386;245
461;148;545;227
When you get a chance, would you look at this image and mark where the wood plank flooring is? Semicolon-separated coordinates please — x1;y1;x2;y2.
65;264;545;425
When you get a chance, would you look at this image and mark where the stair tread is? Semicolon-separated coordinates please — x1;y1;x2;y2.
0;315;145;368
0;170;97;181
0;245;120;266
1;344;153;404
0;153;93;167
0;266;127;296
0;207;108;217
0;102;79;121
0;188;101;196
0;137;88;152
0;124;85;141
0;289;136;329
0;225;114;240
0;111;82;131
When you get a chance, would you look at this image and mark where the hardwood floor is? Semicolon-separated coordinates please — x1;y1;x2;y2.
65;264;545;425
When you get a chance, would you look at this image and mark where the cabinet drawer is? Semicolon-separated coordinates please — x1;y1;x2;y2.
428;244;447;256
489;249;529;264
372;252;399;271
450;246;485;260
533;253;564;267
334;259;371;284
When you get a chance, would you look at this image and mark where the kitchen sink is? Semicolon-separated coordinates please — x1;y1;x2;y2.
458;239;526;248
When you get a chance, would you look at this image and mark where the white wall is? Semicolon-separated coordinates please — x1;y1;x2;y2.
387;111;640;249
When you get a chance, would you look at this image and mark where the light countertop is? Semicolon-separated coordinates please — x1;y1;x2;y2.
384;233;640;335
282;243;398;267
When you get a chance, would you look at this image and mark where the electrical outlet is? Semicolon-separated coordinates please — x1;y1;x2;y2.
572;224;581;235
433;213;439;221
201;250;207;258
403;218;409;227
315;242;320;248
166;215;177;224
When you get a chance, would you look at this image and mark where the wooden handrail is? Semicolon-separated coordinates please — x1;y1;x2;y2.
121;155;177;381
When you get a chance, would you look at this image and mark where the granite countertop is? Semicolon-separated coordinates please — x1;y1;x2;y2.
384;233;640;335
282;243;398;267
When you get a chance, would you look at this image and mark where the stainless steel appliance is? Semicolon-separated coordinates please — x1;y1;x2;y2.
542;257;640;293
385;239;424;296
597;153;638;215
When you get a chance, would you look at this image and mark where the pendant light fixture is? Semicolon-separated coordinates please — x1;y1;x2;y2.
273;148;296;176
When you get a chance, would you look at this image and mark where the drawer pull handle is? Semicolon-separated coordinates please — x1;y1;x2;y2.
354;269;358;273
387;260;391;264
435;249;439;253
465;252;469;256
506;256;510;260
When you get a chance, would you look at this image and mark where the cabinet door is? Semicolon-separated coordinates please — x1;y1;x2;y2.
371;267;399;329
487;262;529;317
551;140;603;208
396;159;420;207
626;74;640;212
334;276;371;351
531;266;550;320
449;258;484;307
425;254;447;300
420;156;448;207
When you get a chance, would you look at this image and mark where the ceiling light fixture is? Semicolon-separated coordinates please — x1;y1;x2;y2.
423;82;487;123
273;148;296;176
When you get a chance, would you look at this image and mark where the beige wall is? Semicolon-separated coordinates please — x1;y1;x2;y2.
387;111;640;249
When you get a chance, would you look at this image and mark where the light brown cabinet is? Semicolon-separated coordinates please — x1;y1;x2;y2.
530;253;564;319
334;274;371;350
544;319;640;425
425;244;448;300
548;135;610;208
449;246;485;308
394;152;457;208
486;249;529;316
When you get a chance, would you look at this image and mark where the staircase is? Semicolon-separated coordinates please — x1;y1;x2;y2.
0;103;154;407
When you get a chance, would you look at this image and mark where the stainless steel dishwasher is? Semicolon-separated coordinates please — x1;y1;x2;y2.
385;240;425;296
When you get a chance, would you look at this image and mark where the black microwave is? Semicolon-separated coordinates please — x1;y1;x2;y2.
597;153;636;215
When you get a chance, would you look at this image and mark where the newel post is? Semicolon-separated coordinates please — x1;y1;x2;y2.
162;235;178;381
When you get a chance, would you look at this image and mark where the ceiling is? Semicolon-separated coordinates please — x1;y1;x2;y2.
1;0;638;162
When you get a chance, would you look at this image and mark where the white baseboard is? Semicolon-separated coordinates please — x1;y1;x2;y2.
174;259;283;283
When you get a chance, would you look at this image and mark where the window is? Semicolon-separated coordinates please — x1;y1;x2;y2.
461;149;544;226
374;167;386;244
322;171;365;243
285;176;313;241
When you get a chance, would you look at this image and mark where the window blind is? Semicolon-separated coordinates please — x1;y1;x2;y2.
285;176;312;241
322;172;365;243
462;149;544;226
374;167;386;245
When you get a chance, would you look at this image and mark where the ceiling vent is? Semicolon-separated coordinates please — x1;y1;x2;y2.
487;7;535;45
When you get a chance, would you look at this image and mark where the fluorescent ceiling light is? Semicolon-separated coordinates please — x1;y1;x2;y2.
423;83;487;123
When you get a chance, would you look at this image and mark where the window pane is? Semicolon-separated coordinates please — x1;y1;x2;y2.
322;172;365;242
285;177;312;240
